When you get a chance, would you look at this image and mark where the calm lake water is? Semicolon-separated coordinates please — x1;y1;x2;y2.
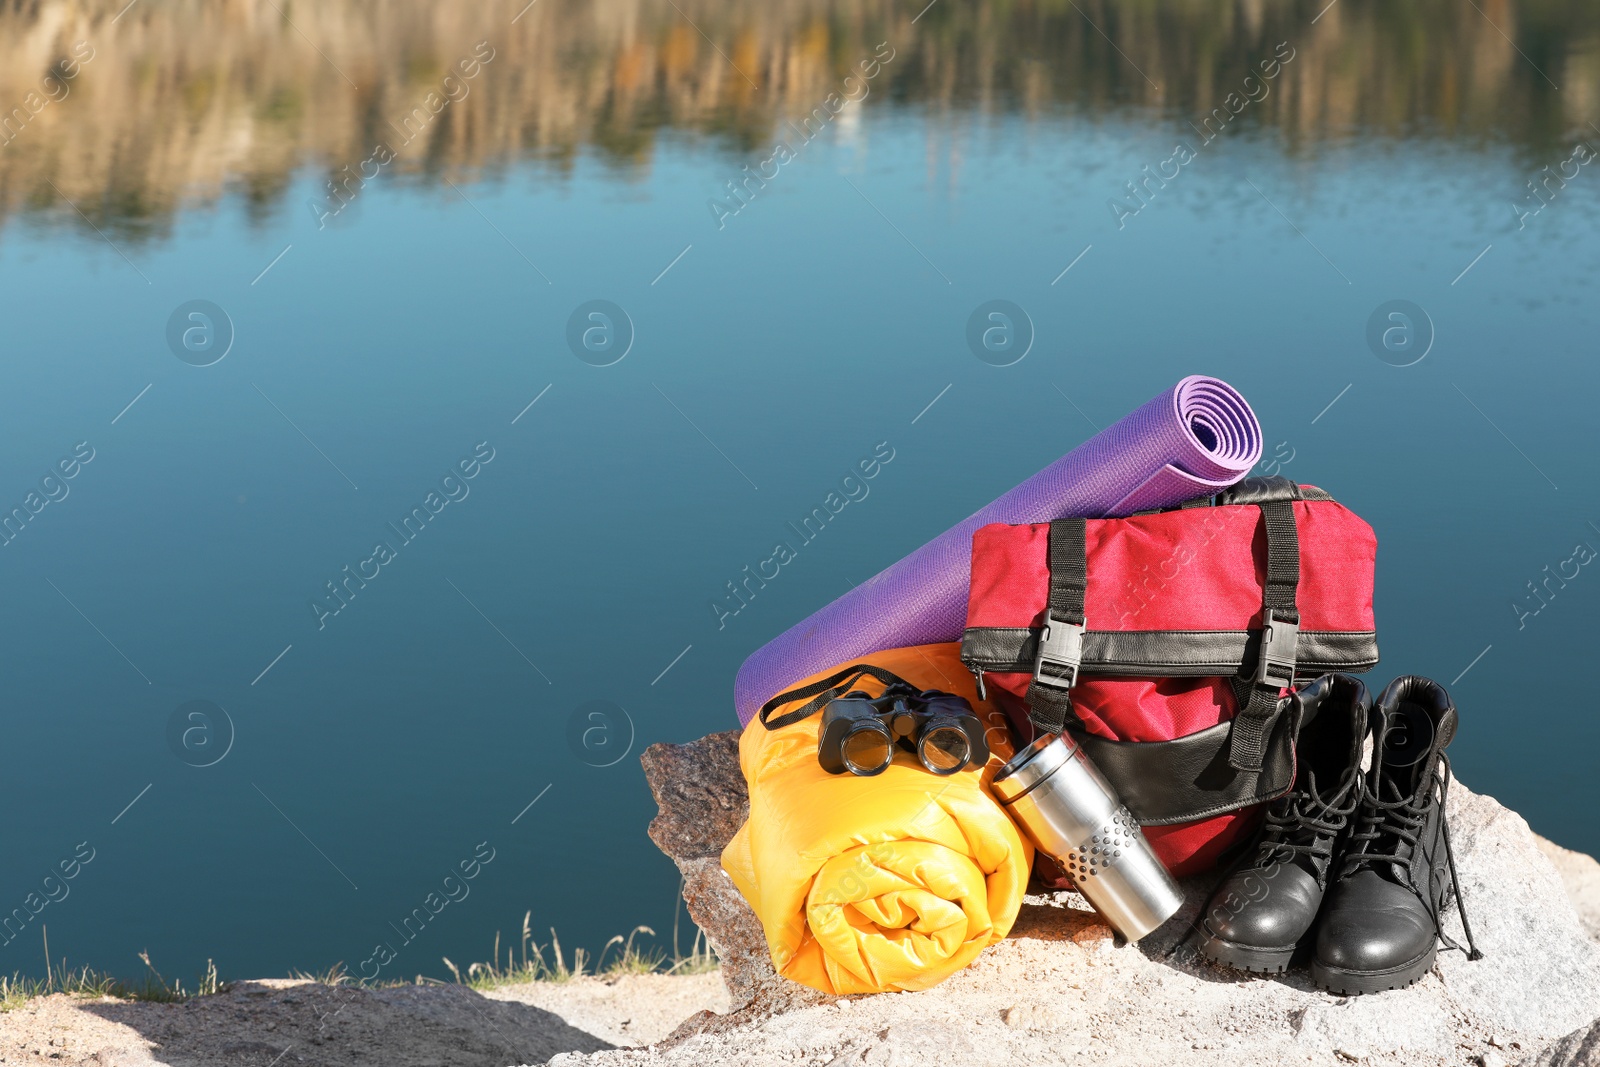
3;0;1599;985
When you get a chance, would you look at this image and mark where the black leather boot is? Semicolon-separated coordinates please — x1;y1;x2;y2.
1193;674;1369;973
1311;675;1483;994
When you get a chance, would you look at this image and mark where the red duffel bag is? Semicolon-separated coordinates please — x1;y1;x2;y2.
961;476;1378;876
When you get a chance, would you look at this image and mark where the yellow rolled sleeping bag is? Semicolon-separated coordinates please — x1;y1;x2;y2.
721;643;1033;995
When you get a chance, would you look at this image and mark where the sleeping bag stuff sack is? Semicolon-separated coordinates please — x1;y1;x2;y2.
721;643;1033;996
960;476;1378;877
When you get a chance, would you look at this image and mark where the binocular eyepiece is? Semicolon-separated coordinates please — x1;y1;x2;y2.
817;684;990;777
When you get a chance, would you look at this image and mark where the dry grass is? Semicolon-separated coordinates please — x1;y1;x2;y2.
0;905;717;1013
450;915;712;990
0;940;225;1013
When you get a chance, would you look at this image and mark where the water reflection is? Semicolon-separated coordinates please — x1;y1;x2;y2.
1;0;1598;239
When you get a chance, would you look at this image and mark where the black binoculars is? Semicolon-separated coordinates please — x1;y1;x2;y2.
817;683;989;777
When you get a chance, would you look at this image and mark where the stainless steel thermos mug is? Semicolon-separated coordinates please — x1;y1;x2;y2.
991;734;1184;942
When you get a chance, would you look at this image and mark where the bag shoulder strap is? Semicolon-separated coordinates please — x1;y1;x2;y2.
1023;517;1088;736
1228;496;1301;770
758;663;914;730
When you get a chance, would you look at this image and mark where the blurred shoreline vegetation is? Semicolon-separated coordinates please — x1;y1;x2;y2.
0;0;1597;241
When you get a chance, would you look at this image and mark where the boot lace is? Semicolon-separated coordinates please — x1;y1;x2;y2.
1340;754;1484;961
1258;769;1358;882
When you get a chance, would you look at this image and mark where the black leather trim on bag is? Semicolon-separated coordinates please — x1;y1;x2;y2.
1128;476;1333;516
960;626;1380;676
1072;699;1301;825
1214;477;1333;506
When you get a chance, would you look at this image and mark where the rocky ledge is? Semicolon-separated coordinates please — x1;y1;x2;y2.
597;730;1600;1067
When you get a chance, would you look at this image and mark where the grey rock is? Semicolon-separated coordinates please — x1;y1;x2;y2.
1519;1018;1600;1066
1516;839;1600;1066
1421;785;1599;1037
1534;835;1600;942
639;731;833;1032
628;732;1600;1067
640;730;746;862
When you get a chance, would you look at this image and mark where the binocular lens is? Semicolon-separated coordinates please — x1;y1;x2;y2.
918;724;972;775
841;724;894;776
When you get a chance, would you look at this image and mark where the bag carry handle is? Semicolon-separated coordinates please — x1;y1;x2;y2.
758;663;918;730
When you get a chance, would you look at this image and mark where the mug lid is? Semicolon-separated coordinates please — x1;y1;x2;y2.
990;733;1077;803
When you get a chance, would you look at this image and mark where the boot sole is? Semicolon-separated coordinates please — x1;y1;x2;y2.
1311;943;1437;995
1192;925;1299;974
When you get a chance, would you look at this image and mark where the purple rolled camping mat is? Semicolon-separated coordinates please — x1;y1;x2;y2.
733;374;1263;726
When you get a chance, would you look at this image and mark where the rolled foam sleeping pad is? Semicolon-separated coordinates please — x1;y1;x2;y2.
733;374;1263;727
